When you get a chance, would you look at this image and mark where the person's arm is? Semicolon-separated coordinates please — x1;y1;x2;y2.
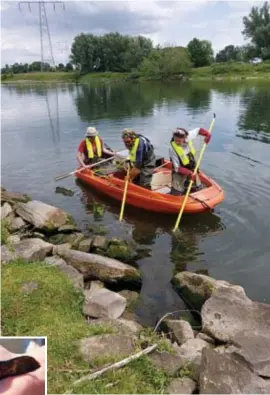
77;141;87;168
198;128;211;144
169;147;180;172
170;147;196;180
128;139;144;180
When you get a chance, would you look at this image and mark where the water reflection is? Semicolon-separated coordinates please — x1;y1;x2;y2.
238;86;270;143
76;179;225;259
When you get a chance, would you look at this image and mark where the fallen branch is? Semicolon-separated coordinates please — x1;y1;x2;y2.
65;344;157;393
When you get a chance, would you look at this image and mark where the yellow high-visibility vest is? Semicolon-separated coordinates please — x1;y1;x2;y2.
129;138;140;164
85;136;102;158
171;141;196;166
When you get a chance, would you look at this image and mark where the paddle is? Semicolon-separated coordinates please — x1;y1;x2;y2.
54;151;127;181
172;113;216;233
119;163;130;222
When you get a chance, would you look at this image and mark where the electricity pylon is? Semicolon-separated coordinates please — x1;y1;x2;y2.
18;1;65;70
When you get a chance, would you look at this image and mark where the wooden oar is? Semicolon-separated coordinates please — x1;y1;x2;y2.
119;163;130;222
172;114;216;232
54;151;126;181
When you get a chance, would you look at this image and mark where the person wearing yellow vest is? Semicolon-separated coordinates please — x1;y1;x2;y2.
169;127;211;195
77;126;114;167
122;129;156;189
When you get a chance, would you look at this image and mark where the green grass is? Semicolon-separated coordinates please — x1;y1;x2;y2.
79;71;129;83
191;61;270;80
1;72;76;83
1;259;170;394
1;218;12;245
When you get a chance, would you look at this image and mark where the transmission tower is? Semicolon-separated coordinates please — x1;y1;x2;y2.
18;1;65;70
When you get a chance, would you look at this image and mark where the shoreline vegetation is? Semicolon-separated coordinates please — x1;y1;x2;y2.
1;186;270;394
2;61;270;85
2;2;270;85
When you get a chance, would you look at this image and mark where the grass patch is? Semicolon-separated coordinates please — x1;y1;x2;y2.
1;218;12;245
191;61;270;80
1;72;76;83
2;259;170;394
79;72;129;83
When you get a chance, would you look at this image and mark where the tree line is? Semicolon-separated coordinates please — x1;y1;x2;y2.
1;61;73;75
2;1;269;76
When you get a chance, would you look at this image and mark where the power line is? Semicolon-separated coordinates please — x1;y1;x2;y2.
18;1;65;70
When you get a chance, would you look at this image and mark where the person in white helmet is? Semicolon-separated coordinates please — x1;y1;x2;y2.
77;126;114;168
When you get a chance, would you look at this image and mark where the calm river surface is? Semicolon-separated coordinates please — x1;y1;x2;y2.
2;80;270;325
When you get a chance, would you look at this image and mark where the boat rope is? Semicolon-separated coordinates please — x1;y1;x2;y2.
189;195;213;212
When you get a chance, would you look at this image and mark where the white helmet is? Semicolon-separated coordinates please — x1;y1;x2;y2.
85;126;98;137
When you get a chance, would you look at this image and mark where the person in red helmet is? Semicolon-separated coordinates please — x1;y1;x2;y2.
169;126;211;195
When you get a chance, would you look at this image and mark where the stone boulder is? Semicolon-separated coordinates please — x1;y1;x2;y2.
1;203;13;219
78;334;135;362
15;200;70;231
83;288;126;319
163;319;194;346
200;348;270;394
92;235;108;250
77;238;93;253
49;232;85;248
166;378;197;394
172;272;245;309
1;245;14;264
105;239;137;263
10;216;27;232
53;246;141;284
1;190;31;205
1;238;53;263
177;339;211;366
196;332;215;345
149;350;184;376
202;287;270;377
44;256;84;289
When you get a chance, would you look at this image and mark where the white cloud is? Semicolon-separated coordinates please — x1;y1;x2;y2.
0;0;263;66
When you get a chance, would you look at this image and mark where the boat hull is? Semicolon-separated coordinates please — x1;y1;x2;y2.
76;162;224;214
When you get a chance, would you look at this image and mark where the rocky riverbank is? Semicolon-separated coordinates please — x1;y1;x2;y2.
1;186;270;394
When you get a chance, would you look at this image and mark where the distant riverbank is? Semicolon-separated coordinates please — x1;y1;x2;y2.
2;62;270;84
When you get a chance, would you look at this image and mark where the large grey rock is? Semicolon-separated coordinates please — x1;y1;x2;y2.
58;224;78;233
163;319;194;345
1;238;52;263
149;351;184;376
92;235;108;250
202;287;270;377
53;246;141;283
78;238;93;253
1;190;31;205
200;348;270;394
1;245;14;263
78;334;135;362
44;256;84;289
52;243;71;254
83;288;126;319
16;200;69;231
1;202;13;219
177;339;212;364
10;216;26;231
196;332;215;345
167;378;197;394
173;272;245;308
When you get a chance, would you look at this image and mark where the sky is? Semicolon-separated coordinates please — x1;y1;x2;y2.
0;0;264;66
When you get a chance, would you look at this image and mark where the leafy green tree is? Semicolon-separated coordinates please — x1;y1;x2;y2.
58;63;65;71
187;38;214;67
65;62;73;72
242;1;270;60
216;45;243;62
70;32;153;73
140;46;191;79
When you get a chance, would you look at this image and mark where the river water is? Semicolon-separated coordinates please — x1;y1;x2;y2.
2;80;270;325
